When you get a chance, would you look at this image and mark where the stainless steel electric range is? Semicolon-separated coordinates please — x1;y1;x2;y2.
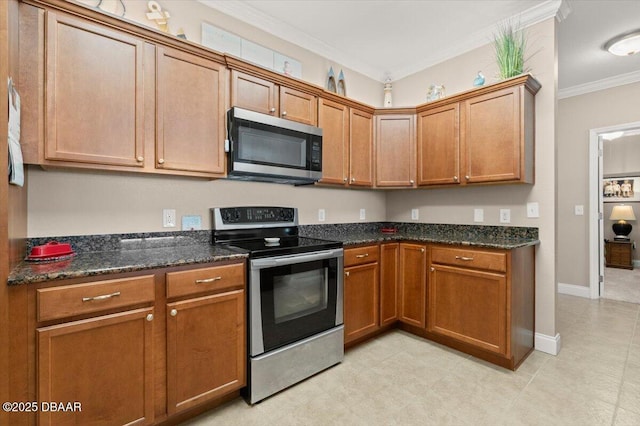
212;206;344;404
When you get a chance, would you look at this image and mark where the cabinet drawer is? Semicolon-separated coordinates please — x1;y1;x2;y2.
166;263;245;299
37;275;155;322
344;245;379;267
431;246;506;272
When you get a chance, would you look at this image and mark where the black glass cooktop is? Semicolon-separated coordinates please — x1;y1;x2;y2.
224;236;342;258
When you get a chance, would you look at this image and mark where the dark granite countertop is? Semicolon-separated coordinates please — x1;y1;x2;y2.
8;224;538;286
8;231;248;286
299;222;539;249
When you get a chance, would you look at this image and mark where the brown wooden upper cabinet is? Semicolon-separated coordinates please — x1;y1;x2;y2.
156;46;226;175
417;75;539;186
318;99;373;187
231;70;317;125
375;112;416;187
42;10;146;168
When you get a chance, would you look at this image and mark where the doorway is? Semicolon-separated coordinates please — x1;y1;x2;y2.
589;121;640;301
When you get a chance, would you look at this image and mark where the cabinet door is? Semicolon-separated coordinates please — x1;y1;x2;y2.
318;98;349;185
279;86;318;125
166;290;245;415
156;46;226;175
344;263;379;343
45;11;145;167
230;70;278;116
461;86;521;183
379;243;399;326
399;243;426;327
349;108;374;187
37;308;154;426
417;103;460;186
427;264;507;355
375;114;416;187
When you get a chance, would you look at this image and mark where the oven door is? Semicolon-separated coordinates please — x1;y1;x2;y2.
249;248;343;356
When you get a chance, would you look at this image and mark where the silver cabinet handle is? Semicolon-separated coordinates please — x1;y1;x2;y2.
430;267;435;272
355;253;369;258
351;177;356;182
465;175;470;180
343;177;348;182
195;276;222;284
345;271;350;277
170;309;177;317
146;314;154;322
421;248;425;253
269;107;276;113
282;111;287;117
158;158;165;165
453;176;458;182
455;256;474;261
136;156;144;162
410;180;415;184
82;291;121;302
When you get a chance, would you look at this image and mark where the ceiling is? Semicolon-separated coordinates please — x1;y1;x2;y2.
199;0;640;97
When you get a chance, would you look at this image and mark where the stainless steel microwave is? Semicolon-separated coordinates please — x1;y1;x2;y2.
226;107;323;185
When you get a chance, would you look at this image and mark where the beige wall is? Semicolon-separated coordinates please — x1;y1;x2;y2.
557;82;640;287
27;167;386;236
389;18;558;340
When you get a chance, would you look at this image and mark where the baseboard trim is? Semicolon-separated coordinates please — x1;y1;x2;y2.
535;332;561;355
558;282;592;299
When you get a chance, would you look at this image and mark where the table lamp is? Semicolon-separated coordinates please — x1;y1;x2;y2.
610;204;636;241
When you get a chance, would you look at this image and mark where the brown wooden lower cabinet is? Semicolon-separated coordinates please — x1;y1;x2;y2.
379;243;399;326
343;245;380;343
426;245;535;369
37;307;155;426
398;243;427;328
166;289;245;415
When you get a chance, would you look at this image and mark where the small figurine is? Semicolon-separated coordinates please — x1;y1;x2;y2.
176;27;187;40
146;1;171;32
427;84;445;101
283;61;292;76
337;70;346;96
473;71;485;87
383;78;393;107
327;67;337;93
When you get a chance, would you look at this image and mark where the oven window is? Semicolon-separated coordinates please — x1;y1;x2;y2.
273;269;328;324
257;258;339;353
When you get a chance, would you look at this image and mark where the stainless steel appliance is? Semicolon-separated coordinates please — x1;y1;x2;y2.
226;107;323;185
212;207;344;404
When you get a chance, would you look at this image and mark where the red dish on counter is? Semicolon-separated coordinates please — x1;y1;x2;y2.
26;241;75;261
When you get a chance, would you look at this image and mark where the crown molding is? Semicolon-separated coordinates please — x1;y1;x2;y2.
197;0;562;83
558;70;640;99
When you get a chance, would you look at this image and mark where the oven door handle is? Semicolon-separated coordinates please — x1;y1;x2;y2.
251;248;343;269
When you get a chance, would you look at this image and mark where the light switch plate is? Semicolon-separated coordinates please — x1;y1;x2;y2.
527;202;540;218
575;205;584;216
474;208;484;223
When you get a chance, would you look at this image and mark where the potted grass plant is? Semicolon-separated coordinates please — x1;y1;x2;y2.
493;21;527;80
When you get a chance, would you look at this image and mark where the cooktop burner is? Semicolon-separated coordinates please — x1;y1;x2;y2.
225;236;342;258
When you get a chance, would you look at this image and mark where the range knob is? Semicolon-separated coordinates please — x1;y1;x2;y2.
221;208;240;223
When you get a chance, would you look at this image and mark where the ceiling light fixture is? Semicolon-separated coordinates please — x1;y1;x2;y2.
604;30;640;56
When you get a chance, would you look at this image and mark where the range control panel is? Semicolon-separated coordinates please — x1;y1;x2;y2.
214;206;297;228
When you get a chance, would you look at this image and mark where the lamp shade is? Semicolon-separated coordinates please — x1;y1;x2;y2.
610;205;636;221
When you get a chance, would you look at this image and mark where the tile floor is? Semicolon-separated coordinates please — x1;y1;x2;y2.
604;266;640;304
184;294;640;426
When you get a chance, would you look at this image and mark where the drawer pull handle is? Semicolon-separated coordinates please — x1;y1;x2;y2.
355;254;369;258
170;309;177;317
82;291;121;302
195;277;222;284
455;256;474;261
345;271;350;277
146;314;154;322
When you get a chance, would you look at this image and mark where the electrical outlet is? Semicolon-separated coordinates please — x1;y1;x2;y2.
318;209;326;222
474;208;484;223
574;205;584;216
411;209;419;220
527;202;540;218
163;209;176;228
359;208;366;220
499;209;511;224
